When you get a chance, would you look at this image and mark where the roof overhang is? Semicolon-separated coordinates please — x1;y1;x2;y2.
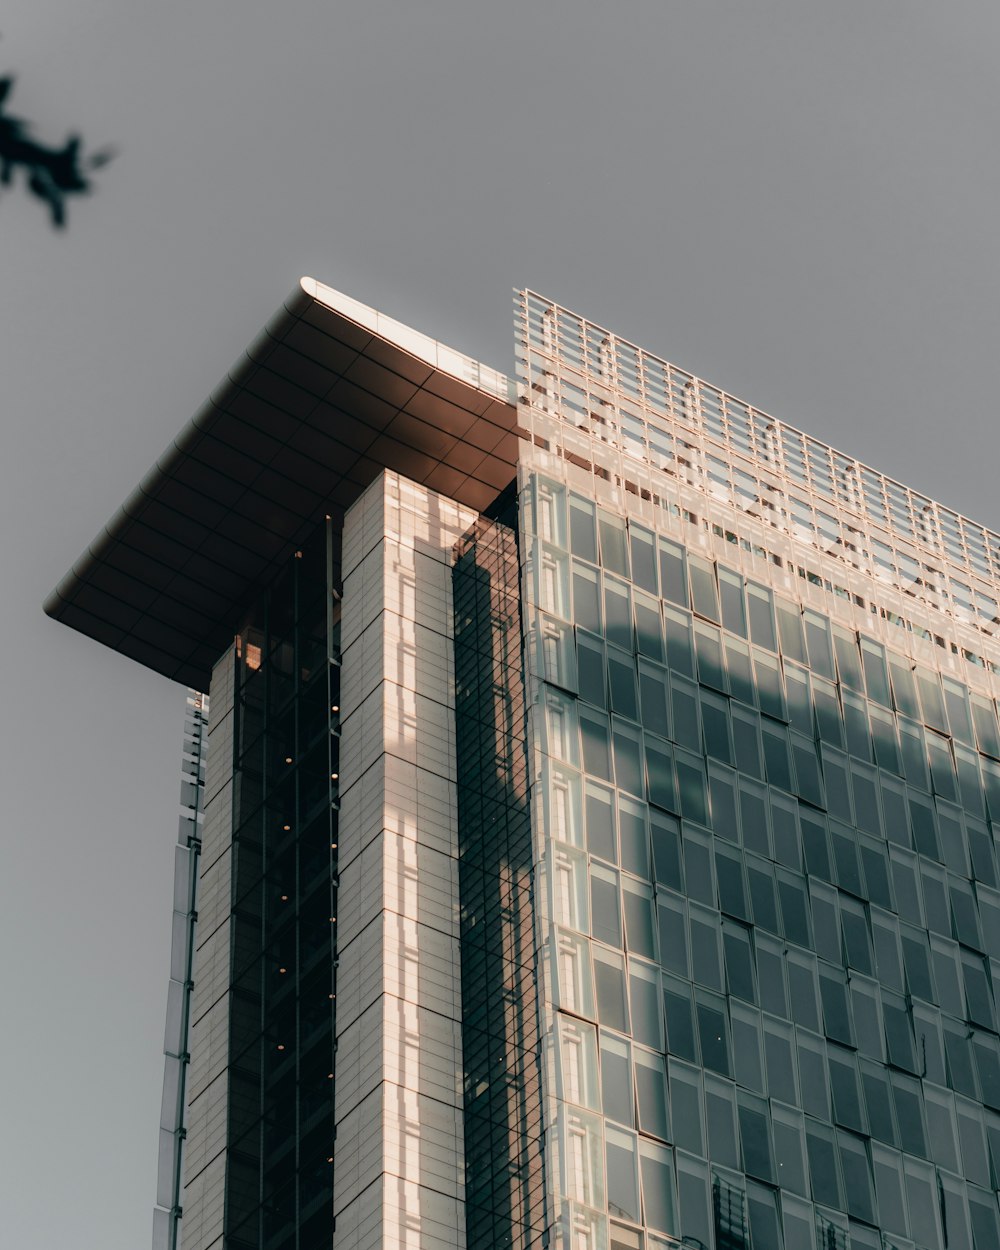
44;278;521;688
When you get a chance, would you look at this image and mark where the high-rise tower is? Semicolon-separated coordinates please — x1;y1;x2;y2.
47;279;1000;1250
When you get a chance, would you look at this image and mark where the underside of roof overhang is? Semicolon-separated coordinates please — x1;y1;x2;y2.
44;278;520;688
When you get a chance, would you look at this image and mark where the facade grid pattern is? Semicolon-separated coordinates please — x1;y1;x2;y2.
454;498;547;1250
515;292;1000;662
519;458;1000;1250
223;525;339;1250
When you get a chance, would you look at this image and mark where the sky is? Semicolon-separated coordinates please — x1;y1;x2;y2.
2;2;999;1246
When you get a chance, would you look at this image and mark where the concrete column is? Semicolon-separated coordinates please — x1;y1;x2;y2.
334;470;476;1250
179;648;236;1250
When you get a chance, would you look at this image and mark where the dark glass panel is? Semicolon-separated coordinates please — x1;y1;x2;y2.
888;654;920;719
831;823;865;896
787;956;822;1034
909;791;940;859
771;797;801;870
772;1116;807;1195
705;1082;740;1168
828;1049;865;1132
676;753;708;826
599;514;630;578
842;691;874;762
634;595;664;662
804;611;836;678
600;1035;633;1126
629;967;662;1049
708;767;740;844
891;1074;926;1155
813;676;845;748
634;1052;669;1140
664;606;694;677
900;927;934;1001
682;827;714;905
832;627;863;691
657;902;688;979
608;650;638;720
572;564;602;633
696;1000;731;1077
618;799;649;879
701;692;733;765
604;577;632;651
594;951;629;1032
581;707;613;781
668;1063;703;1154
720;569;748;638
972;694;1000;759
670;674;700;749
728;1007;765;1097
725;636;756;706
746;584;777;653
756;940;787;1018
805;1122;842;1208
819;969;854;1046
638;664;669;738
662;983;697;1062
798;1035;830;1121
838;1133;875;1223
585;784;616;863
622;887;655;960
738;1098;774;1182
754;651;786;722
916;665;948;732
776;598;806;663
569;494;598;563
628;524;657;594
577;632;607;708
645;739;678;815
764;1024;798;1107
861;639;891;707
689;555;720;623
883;997;918;1073
591;869;622;947
716;848;750;921
859;837;893;909
732;708;764;780
800;808;833;880
658;538;687;608
761;722;793;792
650;811;682;889
747;860;780;934
777;873;811;948
612;721;643;797
861;1063;896;1145
723;925;756;1002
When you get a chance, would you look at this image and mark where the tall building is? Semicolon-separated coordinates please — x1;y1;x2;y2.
46;279;1000;1250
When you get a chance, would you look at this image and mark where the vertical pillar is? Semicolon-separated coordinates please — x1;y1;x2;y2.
334;471;476;1250
178;649;237;1250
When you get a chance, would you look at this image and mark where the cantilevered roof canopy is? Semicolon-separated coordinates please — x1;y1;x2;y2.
45;278;520;688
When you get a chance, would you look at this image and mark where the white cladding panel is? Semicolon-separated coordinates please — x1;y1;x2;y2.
334;471;476;1250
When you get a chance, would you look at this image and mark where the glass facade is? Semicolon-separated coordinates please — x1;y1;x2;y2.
224;524;340;1250
520;466;1000;1249
50;279;1000;1250
454;495;547;1250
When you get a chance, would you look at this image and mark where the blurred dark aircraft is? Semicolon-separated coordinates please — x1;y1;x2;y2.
0;76;114;227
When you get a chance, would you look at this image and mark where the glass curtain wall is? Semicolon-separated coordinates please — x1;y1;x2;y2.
454;495;547;1250
225;521;340;1250
521;466;1000;1250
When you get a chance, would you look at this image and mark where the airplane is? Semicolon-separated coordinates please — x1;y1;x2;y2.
0;76;114;227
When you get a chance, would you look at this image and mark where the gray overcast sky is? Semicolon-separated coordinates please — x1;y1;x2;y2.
2;3;998;1246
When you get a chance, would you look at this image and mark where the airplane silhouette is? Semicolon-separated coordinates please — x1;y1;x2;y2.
0;76;114;227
